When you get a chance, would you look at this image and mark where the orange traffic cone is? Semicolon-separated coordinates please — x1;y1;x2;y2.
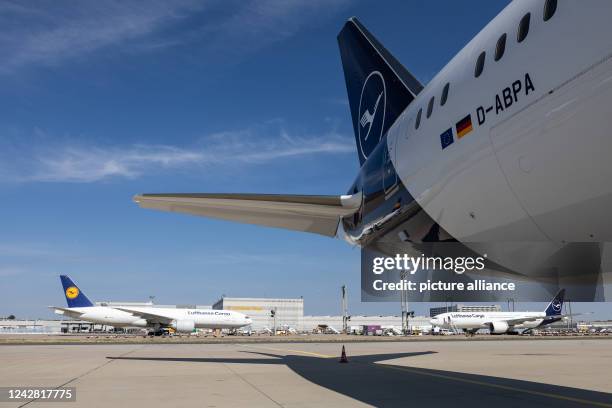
339;345;348;363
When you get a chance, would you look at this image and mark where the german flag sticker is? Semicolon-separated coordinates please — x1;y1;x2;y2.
456;114;473;139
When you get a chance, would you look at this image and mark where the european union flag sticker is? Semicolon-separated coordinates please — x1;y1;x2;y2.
440;128;454;149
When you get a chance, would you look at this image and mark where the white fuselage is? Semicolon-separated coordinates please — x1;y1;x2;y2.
431;311;547;331
385;0;612;251
57;306;251;330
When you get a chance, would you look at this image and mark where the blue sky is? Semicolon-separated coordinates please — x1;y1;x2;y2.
1;0;606;320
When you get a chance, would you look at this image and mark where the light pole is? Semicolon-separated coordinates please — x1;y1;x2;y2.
400;270;408;334
341;285;349;334
270;308;277;335
567;299;573;329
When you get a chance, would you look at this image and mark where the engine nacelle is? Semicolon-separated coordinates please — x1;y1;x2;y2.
131;319;148;328
488;321;510;334
171;320;195;333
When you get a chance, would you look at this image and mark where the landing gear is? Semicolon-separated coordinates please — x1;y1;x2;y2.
147;323;169;337
463;329;478;337
147;329;170;336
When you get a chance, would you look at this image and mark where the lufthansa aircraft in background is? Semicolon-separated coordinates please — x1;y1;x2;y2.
134;0;612;301
50;276;252;334
430;289;567;335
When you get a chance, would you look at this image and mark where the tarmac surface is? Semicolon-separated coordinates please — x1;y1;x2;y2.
0;338;610;407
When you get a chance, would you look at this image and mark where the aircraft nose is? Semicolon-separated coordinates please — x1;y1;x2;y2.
430;318;438;325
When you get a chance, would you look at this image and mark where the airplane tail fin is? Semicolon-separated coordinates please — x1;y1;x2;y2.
544;289;565;316
337;17;423;165
60;275;94;308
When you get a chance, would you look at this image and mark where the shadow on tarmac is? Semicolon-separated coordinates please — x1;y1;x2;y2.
108;350;612;407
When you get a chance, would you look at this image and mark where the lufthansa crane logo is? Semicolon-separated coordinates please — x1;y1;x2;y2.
552;299;562;312
358;71;386;161
65;286;79;299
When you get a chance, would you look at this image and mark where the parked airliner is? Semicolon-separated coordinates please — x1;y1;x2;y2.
430;289;566;335
50;276;251;333
134;0;612;301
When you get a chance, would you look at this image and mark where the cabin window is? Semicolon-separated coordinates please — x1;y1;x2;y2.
440;82;449;106
415;108;422;129
495;33;506;61
517;13;531;43
427;96;435;118
543;0;557;21
475;51;485;78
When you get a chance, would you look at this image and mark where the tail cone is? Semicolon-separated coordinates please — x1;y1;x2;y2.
339;345;348;363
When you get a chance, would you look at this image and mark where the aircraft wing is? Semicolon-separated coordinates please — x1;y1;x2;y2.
490;311;584;327
114;307;173;325
504;314;572;326
503;316;544;326
133;192;362;237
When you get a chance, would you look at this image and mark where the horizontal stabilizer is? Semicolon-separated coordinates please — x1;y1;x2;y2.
133;192;362;237
49;306;84;318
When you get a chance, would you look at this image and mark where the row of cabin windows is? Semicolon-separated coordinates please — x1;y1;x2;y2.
415;81;449;127
476;0;557;78
415;0;557;131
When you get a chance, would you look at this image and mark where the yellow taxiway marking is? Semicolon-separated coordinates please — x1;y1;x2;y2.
243;345;611;407
242;345;334;359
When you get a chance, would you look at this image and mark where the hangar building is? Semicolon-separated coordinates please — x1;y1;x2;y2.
213;297;304;331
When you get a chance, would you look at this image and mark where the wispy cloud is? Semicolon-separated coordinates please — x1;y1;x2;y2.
0;242;128;269
182;251;313;266
28;145;204;183
0;0;350;73
196;0;350;58
0;266;26;278
0;122;354;183
0;243;58;258
0;0;204;73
